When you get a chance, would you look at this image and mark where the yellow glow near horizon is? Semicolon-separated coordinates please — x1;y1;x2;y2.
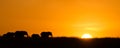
81;34;92;38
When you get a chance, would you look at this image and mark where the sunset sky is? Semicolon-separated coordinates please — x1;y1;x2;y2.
0;0;120;38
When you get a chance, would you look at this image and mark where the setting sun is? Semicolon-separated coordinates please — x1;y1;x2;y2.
81;34;92;38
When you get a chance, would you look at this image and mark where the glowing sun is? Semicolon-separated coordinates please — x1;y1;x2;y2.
81;34;92;38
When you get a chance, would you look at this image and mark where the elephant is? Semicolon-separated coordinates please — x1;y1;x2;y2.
15;31;28;38
40;32;52;38
32;34;40;38
3;32;15;38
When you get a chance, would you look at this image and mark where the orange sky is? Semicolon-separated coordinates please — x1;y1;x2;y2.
0;0;120;38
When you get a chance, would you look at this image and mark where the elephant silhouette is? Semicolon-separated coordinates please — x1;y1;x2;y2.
32;34;40;38
15;31;28;38
40;32;52;38
3;32;15;38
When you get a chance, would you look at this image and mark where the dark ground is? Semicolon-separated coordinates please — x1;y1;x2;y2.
0;37;120;48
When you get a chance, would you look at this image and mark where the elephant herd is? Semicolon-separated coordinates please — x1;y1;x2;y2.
2;31;53;38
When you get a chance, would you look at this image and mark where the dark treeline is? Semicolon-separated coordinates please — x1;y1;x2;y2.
0;31;120;48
